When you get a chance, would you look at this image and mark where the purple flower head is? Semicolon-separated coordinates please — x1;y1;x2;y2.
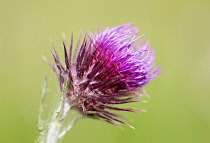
47;23;161;128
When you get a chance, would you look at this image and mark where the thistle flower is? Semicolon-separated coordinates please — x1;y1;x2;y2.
38;23;161;143
47;23;160;129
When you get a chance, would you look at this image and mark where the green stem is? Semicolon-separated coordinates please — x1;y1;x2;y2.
45;97;71;143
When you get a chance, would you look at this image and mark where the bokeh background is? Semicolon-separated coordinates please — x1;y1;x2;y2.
0;0;210;143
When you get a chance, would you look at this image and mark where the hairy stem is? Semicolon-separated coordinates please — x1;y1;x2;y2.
46;117;63;143
45;96;71;143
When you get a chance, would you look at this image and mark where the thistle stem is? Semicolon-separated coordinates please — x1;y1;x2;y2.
46;117;63;143
45;96;71;143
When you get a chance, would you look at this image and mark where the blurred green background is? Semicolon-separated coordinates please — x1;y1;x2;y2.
0;0;210;143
